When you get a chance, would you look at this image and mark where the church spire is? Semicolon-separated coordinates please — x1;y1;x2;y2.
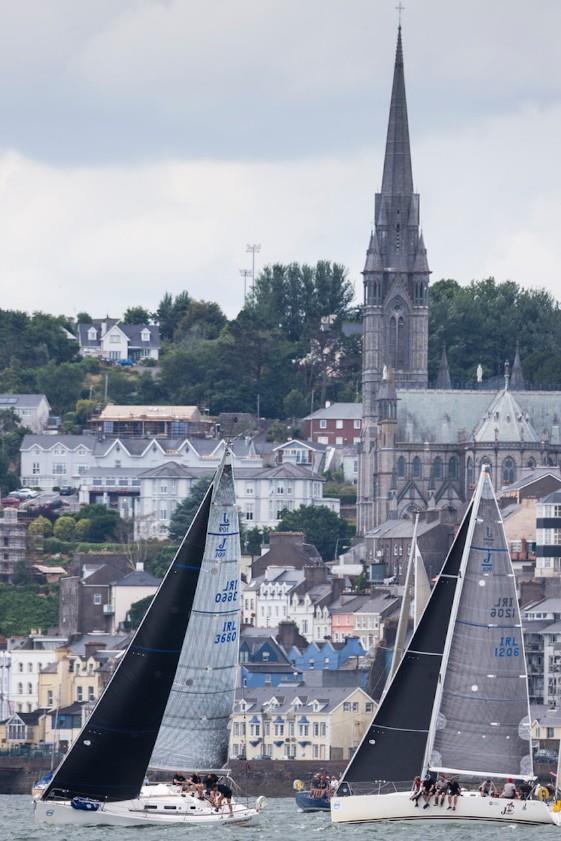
510;342;525;390
435;345;452;389
381;26;414;197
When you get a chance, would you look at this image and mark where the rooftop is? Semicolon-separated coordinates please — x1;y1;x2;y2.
99;405;201;422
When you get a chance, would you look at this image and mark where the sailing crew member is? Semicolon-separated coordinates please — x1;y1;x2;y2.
409;776;422;807
447;777;461;811
421;771;434;809
212;782;234;815
517;779;532;801
173;771;186;787
433;773;448;807
188;773;204;798
500;778;517;799
479;779;497;797
204;773;219;799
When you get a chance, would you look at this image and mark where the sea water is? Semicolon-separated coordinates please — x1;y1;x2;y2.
3;795;554;841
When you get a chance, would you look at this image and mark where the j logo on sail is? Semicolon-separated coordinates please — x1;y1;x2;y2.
215;538;227;559
219;512;230;534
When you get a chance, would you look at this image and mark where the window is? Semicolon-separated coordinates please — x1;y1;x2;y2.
352;702;359;712
502;457;516;486
160;484;168;494
18;663;23;673
319;419;327;429
52;463;67;475
433;457;442;480
250;723;260;737
397;456;406;478
365;702;374;713
245;483;254;495
287;743;296;758
32;462;40;475
110;334;120;344
93;593;102;605
448;456;458;480
17;682;23;694
466;457;474;488
343;702;351;711
412;456;421;479
77;464;88;475
88;686;95;701
77;686;83;702
108;351;120;360
141;329;150;342
353;419;361;429
87;326;97;341
298;723;309;737
28;663;33;673
336;419;343;429
274;723;284;737
555;504;561;518
119;478;128;486
93;478;103;486
245;504;254;521
159;508;168;521
336;436;343;446
106;478;115;486
47;690;53;707
27;683;32;695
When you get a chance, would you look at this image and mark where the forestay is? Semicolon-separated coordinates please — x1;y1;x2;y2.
150;460;241;771
429;471;532;779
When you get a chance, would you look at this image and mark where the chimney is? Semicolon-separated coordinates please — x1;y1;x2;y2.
303;564;328;587
325;401;331;408
84;641;105;661
135;562;144;572
276;621;301;650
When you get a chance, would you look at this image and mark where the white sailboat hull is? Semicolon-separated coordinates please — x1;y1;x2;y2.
331;790;561;826
34;787;263;827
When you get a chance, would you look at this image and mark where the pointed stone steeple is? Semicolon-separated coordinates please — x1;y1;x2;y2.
413;230;430;273
364;231;384;272
510;342;525;390
435;346;452;389
381;26;414;198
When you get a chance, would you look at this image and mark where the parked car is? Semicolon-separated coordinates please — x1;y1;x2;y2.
1;496;20;507
59;486;75;496
534;748;558;762
118;358;134;367
9;488;38;499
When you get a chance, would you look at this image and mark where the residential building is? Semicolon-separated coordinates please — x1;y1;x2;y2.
303;403;362;447
536;490;561;577
59;559;159;635
43;702;93;752
239;629;302;689
250;532;323;580
0;508;27;580
93;405;209;438
286;637;366;673
20;433;96;490
523;599;561;707
7;634;67;714
77;318;160;362
229;685;375;761
273;439;331;474
0;393;51;433
0;709;47;748
531;706;561;748
331;591;400;651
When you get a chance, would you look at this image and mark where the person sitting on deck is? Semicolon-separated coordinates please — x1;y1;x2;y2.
517;779;532;801
446;777;461;811
421;772;434;809
500;778;517;799
433;773;448;807
409;776;422;807
172;771;186;787
479;779;497;797
187;773;204;798
212;782;233;815
204;773;219;799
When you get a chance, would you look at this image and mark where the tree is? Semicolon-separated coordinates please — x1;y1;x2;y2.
75;518;91;541
127;594;154;629
0;409;29;495
123;306;151;324
168;476;212;542
36;361;85;414
74;504;120;542
28;516;53;538
244;527;263;559
276;505;353;561
174;300;227;342
283;389;307;424
53;516;76;541
76;312;93;324
156;291;192;341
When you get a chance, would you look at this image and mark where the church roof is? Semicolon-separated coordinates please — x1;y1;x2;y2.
381;26;413;197
473;387;539;443
363;232;384;273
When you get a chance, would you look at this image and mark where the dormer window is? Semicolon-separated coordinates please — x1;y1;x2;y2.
87;326;97;341
141;328;150;342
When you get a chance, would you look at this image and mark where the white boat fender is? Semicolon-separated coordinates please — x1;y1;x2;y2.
293;779;304;791
256;795;267;812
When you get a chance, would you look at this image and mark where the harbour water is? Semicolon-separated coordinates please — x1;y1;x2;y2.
4;795;557;841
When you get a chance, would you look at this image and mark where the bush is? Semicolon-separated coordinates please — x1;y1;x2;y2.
140;357;157;367
53;516;76;541
43;537;74;554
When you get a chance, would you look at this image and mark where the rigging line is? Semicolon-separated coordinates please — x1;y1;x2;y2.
173;563;201;571
130;645;181;654
407;649;442;656
471;545;509;552
456;619;521;629
371;723;429;734
182;664;236;671
192;608;239;615
207;531;240;537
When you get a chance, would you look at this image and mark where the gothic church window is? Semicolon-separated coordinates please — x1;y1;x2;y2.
466;457;474;489
433;457;442;480
397;456;406;478
412;456;422;479
448;456;458;480
389;298;408;370
527;457;536;470
502;457;516;486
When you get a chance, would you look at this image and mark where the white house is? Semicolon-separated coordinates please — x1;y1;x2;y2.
108;564;160;632
77;319;160;362
20;434;96;490
0;394;51;434
7;634;67;714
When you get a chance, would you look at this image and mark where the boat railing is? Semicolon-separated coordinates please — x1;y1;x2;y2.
337;780;411;796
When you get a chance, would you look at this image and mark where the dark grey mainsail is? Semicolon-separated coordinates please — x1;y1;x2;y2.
428;470;532;778
150;459;240;770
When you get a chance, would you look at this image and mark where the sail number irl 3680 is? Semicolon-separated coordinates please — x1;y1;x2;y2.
214;620;237;644
215;579;238;603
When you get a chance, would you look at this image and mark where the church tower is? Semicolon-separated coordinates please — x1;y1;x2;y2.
358;26;429;535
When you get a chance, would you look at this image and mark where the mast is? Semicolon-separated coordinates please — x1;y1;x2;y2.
388;514;419;682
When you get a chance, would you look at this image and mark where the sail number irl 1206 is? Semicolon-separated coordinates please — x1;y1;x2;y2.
494;635;520;657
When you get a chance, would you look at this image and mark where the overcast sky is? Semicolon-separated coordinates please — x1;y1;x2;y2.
1;0;560;318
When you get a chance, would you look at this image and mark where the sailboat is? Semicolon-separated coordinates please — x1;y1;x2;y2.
34;453;264;826
331;467;561;826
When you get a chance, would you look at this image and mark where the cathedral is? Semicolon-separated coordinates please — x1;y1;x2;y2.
356;26;561;535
